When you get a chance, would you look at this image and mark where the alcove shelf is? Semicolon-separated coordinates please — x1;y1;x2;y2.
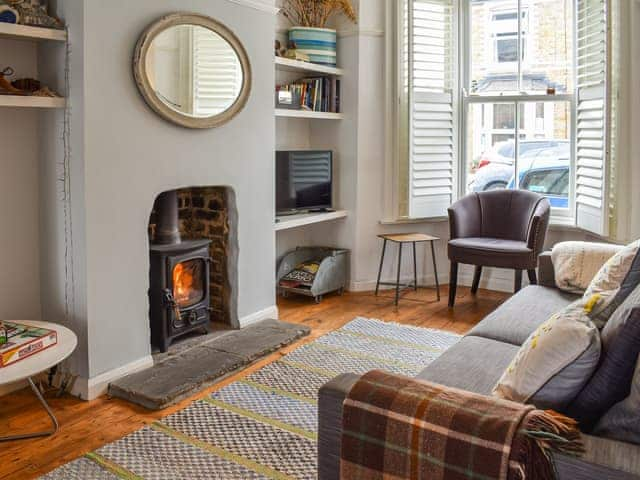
275;108;343;120
0;23;67;42
275;56;343;76
0;95;66;109
275;210;348;231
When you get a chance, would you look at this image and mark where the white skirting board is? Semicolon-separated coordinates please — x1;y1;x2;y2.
5;305;281;401
349;267;526;294
238;305;279;328
71;355;154;401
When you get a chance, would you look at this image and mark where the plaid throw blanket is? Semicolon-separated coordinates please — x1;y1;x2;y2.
341;370;583;480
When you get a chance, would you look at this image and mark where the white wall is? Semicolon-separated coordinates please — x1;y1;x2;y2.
39;0;277;398
0;41;42;320
626;0;640;241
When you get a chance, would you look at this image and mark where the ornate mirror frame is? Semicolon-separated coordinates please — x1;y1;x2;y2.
133;13;252;129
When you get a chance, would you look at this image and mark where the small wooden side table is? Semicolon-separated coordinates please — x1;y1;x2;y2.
375;233;441;305
0;320;77;442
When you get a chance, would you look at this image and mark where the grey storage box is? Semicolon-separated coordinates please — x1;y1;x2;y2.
277;247;349;303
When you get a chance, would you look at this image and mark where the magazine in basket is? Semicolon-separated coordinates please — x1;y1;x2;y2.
0;322;58;368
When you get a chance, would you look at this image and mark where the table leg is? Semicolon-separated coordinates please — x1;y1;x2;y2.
375;239;388;296
395;243;403;305
430;241;441;302
412;242;418;291
0;377;59;442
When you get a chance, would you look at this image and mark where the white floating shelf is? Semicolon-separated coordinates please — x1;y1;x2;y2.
275;210;348;231
0;95;66;109
275;57;343;76
0;23;67;42
275;109;343;120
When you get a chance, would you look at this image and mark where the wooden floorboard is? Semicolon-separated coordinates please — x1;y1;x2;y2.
0;285;508;479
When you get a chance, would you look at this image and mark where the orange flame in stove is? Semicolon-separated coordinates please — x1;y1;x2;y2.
173;263;195;306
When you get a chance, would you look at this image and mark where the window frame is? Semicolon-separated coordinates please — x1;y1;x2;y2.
386;0;614;229
490;8;528;67
459;0;577;221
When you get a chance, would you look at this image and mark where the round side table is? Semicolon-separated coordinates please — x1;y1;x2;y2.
0;320;77;442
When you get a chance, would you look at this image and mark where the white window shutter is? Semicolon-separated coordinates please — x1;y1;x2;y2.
192;28;243;117
408;0;457;219
575;0;610;236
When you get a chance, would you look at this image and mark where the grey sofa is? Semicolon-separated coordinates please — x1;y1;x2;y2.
318;252;640;480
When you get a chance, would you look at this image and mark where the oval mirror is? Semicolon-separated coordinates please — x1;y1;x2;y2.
134;13;251;129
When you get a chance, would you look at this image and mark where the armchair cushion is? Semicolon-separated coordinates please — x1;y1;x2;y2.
448;237;535;269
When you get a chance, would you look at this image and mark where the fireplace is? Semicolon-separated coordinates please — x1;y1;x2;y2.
149;191;212;352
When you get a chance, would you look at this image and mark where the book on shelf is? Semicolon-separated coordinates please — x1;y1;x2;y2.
276;76;341;113
0;322;58;368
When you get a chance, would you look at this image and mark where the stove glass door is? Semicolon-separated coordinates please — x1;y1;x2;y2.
172;259;206;308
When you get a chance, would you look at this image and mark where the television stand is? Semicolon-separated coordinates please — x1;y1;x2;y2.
308;207;335;213
275;209;348;232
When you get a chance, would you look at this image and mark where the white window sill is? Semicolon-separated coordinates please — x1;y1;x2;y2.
379;217;449;226
549;215;576;228
379;215;577;229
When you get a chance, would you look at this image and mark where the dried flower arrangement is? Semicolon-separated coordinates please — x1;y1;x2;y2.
280;0;357;28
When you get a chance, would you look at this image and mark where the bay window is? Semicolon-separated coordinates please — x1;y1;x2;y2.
394;0;614;237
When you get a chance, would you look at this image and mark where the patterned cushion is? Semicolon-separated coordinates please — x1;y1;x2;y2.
551;241;622;294
568;308;640;432
584;239;640;328
592;248;640;328
493;299;601;411
594;358;640;445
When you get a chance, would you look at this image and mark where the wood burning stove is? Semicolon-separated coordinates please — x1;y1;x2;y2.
149;191;212;352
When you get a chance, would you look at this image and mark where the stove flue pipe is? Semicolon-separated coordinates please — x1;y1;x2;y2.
154;190;181;245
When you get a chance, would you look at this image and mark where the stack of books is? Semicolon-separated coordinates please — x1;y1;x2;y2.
276;77;341;113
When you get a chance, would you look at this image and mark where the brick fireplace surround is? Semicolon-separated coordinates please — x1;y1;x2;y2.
149;187;234;327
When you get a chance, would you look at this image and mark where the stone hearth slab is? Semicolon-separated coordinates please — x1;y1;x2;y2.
108;319;310;410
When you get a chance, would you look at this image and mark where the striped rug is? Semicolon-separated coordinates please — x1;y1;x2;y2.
42;318;460;480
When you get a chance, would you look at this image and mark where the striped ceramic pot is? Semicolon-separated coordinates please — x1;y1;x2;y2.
288;27;337;67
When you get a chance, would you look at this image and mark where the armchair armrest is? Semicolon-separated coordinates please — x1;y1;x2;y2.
318;373;361;480
538;252;557;288
526;199;551;254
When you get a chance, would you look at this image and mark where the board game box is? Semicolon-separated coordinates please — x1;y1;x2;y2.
0;322;58;368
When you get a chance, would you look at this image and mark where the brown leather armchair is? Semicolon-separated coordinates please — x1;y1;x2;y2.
447;190;551;307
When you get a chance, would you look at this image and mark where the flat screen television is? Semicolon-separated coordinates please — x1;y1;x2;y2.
276;150;333;214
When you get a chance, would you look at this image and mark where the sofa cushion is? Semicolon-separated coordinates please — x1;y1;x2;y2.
493;299;601;411
551;241;622;294
594;248;640;328
416;335;519;395
584;239;640;328
568;308;640;432
468;285;579;346
554;433;640;479
594;357;640;446
601;283;640;350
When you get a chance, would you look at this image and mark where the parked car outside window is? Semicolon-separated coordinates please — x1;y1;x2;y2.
468;153;570;209
475;139;569;169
